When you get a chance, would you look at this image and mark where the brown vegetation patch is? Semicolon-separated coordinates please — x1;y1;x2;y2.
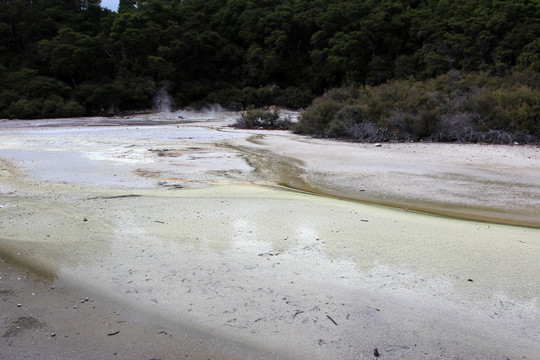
134;169;162;178
0;289;16;300
2;316;44;338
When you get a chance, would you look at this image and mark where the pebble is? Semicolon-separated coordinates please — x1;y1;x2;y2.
17;303;22;307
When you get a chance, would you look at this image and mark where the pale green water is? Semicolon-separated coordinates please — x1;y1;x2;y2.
2;184;539;359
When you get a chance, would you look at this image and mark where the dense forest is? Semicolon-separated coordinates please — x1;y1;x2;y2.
1;0;539;141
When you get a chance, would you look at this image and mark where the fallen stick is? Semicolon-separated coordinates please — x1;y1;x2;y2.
88;195;142;200
326;315;338;325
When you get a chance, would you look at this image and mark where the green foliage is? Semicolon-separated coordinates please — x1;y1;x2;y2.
206;86;313;110
7;99;42;119
0;68;83;118
294;97;341;136
295;71;540;144
1;0;539;121
275;87;314;109
234;108;291;129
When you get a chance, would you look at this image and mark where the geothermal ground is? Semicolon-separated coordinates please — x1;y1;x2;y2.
0;110;539;359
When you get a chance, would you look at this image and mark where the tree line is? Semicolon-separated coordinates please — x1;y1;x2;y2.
1;0;539;134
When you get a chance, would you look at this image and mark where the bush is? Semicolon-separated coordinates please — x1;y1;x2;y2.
42;95;64;117
295;71;540;143
293;97;341;136
206;86;314;110
274;87;314;109
206;88;247;110
7;99;42;119
234;108;291;129
326;104;369;138
58;100;84;117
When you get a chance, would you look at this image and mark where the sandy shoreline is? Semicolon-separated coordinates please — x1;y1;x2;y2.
1;112;539;359
0;258;277;360
228;129;540;227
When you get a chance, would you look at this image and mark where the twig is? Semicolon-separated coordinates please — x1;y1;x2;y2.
326;315;337;325
87;194;141;200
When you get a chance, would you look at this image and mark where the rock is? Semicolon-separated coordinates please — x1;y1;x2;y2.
375;143;382;147
374;348;380;357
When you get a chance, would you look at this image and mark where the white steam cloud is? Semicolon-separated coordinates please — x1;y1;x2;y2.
154;87;174;115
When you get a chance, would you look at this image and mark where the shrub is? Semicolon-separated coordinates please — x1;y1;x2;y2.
59;100;84;117
293;97;341;136
42;95;64;117
206;88;246;110
326;104;369;138
296;70;540;143
234;108;291;129
206;87;314;110
7;99;42;119
275;87;314;109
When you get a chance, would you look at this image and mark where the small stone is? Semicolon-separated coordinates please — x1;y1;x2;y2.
468;279;474;282
83;218;88;222
17;303;22;307
374;348;380;357
51;333;56;337
375;143;382;147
